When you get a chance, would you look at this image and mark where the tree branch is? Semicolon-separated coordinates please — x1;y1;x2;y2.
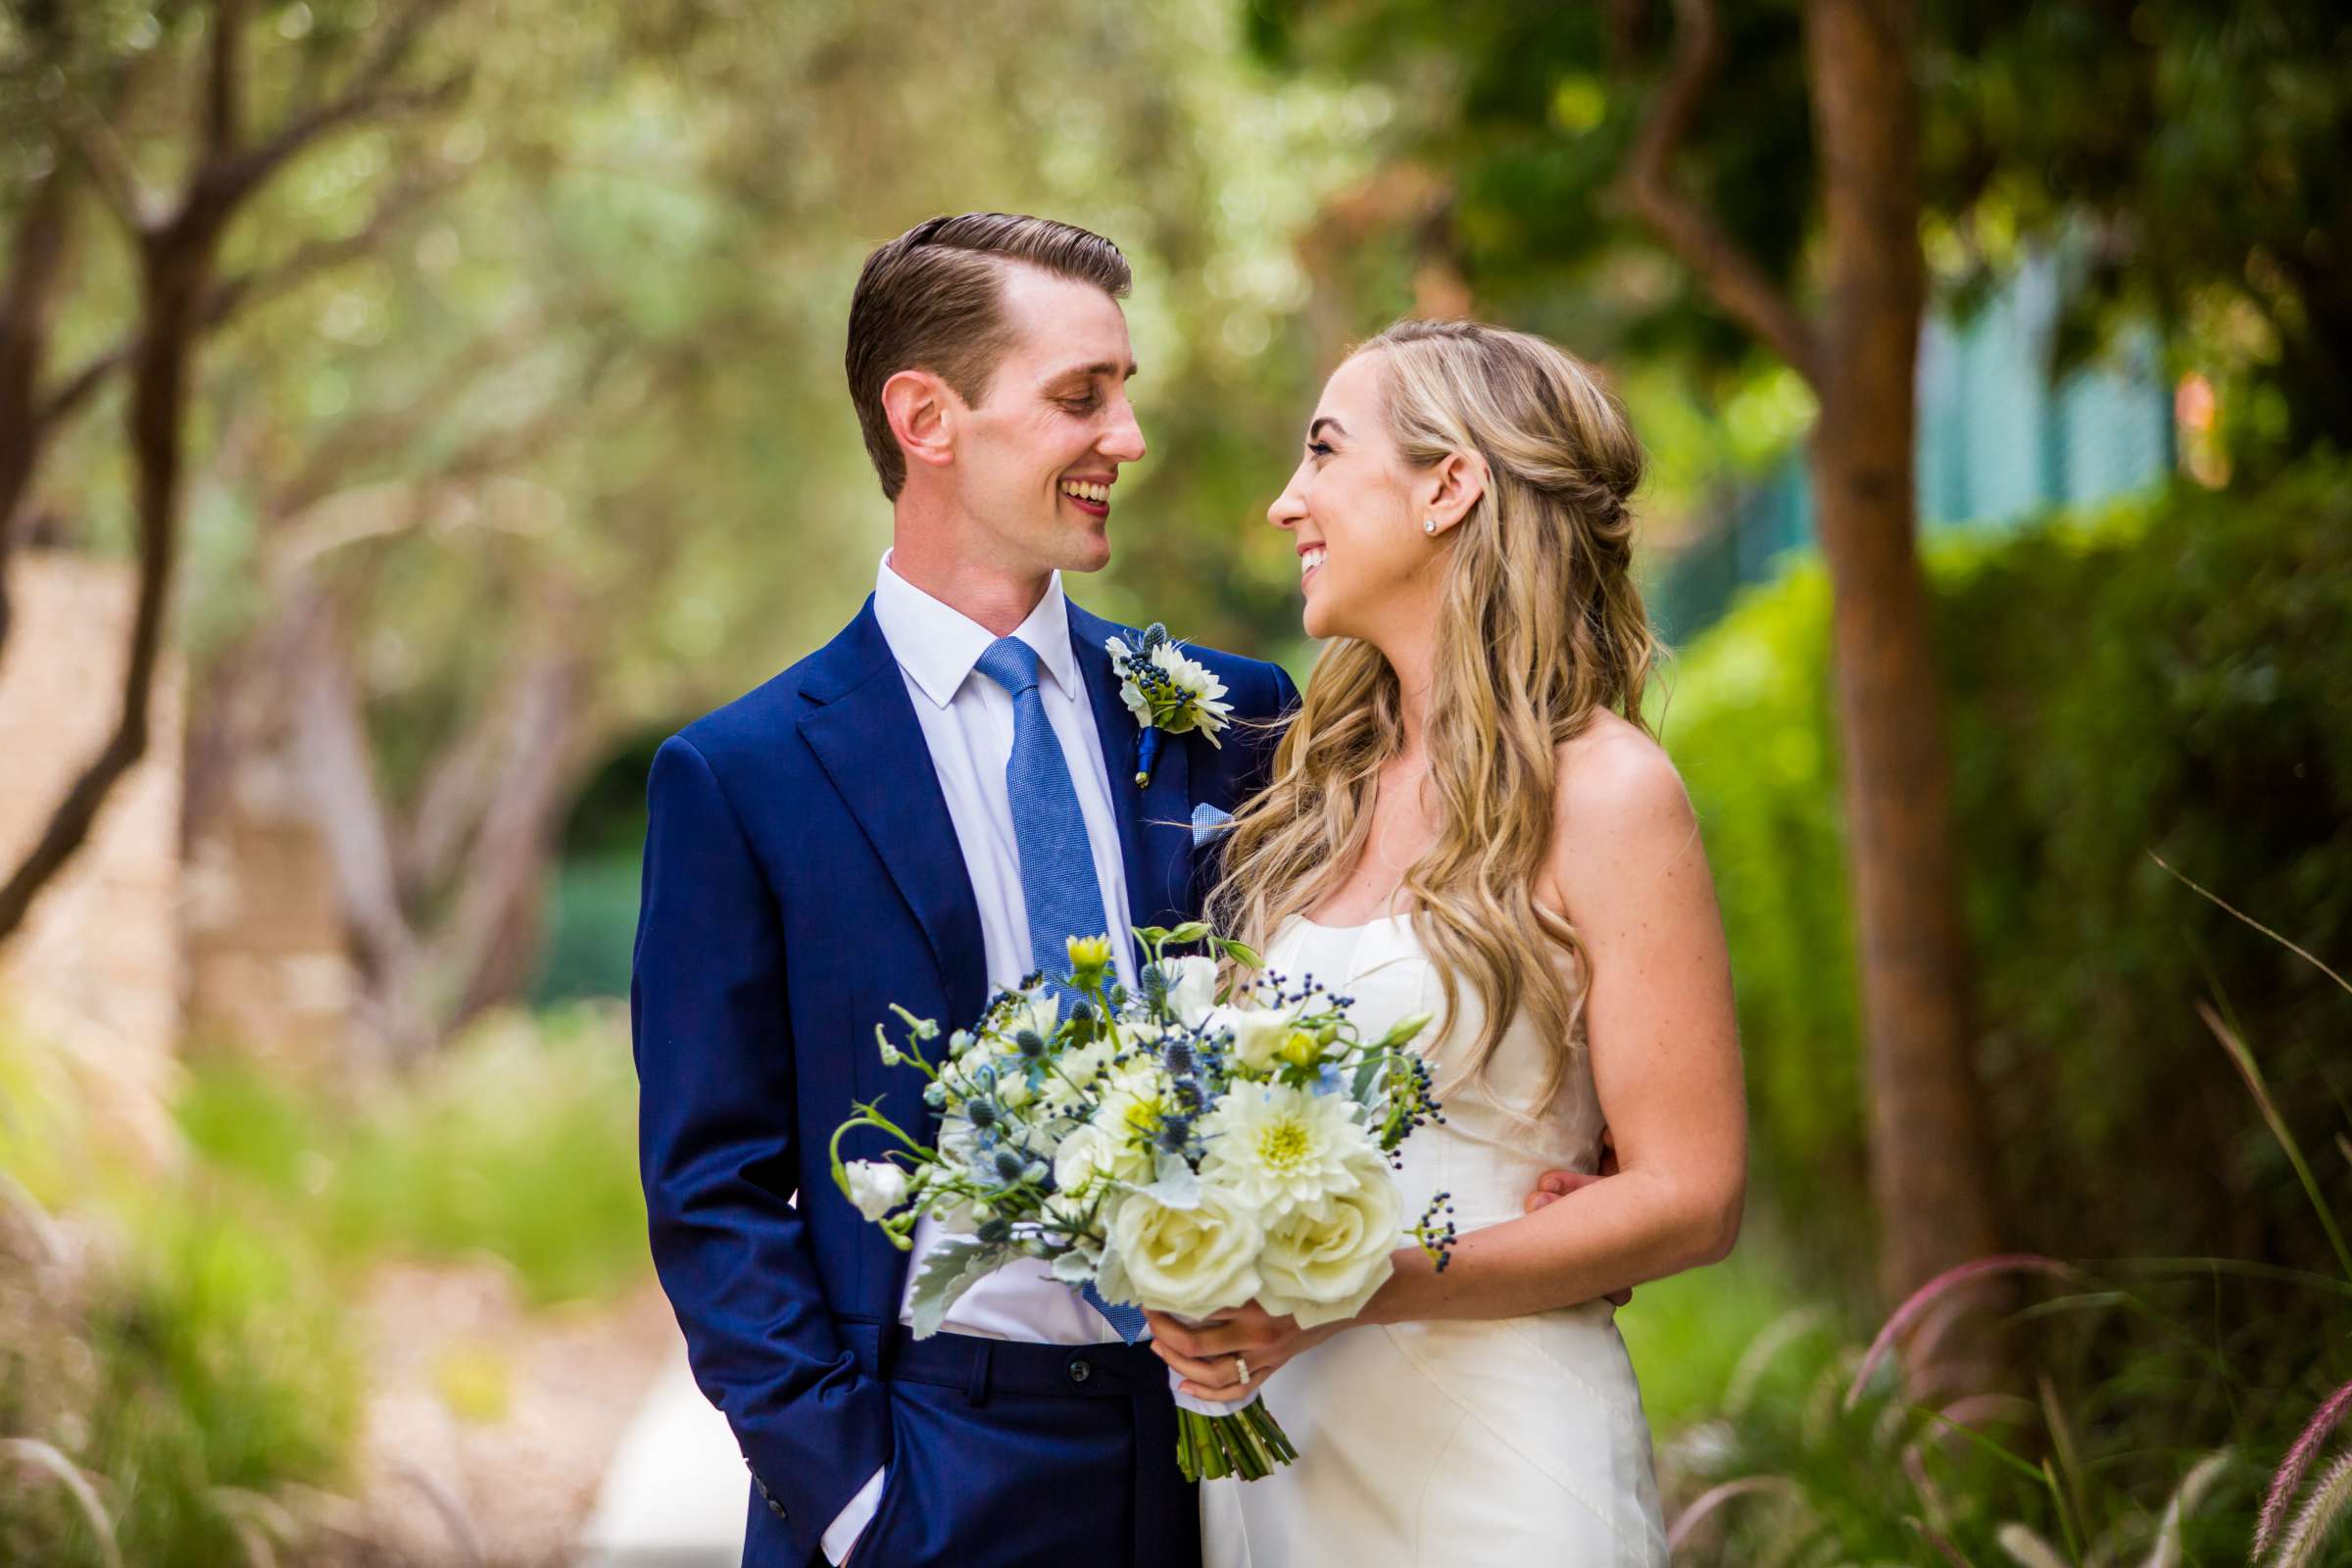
1611;0;1823;386
55;97;149;234
201;0;467;218
206;0;249;159
0;168;78;657
37;168;459;432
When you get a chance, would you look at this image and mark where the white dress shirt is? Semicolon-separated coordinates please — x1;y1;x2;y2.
823;552;1139;1562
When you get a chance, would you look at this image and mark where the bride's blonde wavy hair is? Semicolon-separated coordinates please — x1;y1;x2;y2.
1210;318;1658;1112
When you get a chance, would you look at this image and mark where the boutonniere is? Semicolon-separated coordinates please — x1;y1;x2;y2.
1105;623;1233;787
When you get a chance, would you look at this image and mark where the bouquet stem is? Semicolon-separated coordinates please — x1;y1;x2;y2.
1175;1401;1298;1483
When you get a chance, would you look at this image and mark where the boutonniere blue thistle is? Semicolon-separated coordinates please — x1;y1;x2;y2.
1105;623;1233;787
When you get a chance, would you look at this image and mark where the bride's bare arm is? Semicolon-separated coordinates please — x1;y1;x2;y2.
1150;727;1744;1398
1368;727;1746;1323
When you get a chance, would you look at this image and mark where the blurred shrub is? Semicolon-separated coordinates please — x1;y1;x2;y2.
1660;1259;2346;1566
531;852;645;1005
0;1032;358;1568
178;1002;649;1306
1660;459;2352;1300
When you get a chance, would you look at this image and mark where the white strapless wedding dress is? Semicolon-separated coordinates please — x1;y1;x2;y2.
1200;912;1668;1567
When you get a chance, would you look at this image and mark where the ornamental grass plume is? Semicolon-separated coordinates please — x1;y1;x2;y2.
1844;1254;2083;1410
2270;1448;2352;1568
2258;1381;2352;1560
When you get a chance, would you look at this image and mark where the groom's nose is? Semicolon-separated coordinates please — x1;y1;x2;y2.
1100;396;1146;464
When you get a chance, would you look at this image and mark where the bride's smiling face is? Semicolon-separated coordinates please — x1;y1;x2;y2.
1267;352;1433;643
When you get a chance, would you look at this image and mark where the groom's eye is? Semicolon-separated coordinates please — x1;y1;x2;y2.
1060;393;1102;414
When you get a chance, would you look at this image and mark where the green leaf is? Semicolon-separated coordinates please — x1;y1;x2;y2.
907;1238;1012;1339
1217;938;1263;970
1165;920;1212;945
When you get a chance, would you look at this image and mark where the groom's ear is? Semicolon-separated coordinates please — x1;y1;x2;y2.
1421;449;1488;536
882;368;960;479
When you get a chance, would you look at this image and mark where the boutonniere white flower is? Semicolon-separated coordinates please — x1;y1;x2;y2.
1105;623;1234;786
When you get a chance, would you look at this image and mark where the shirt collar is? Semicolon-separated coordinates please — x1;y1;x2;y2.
873;550;1080;710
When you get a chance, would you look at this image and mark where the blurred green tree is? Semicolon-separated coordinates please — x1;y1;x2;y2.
1250;0;2007;1323
8;0;1389;1054
0;0;467;953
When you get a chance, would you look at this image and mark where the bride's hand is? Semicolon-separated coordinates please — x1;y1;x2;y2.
1143;1303;1348;1404
1525;1128;1635;1309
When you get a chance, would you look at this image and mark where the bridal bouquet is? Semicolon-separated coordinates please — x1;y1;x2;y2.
829;922;1455;1481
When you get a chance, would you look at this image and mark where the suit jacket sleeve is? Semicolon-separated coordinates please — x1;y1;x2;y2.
631;734;892;1558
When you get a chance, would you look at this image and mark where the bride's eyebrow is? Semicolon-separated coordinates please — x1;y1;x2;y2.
1308;416;1348;441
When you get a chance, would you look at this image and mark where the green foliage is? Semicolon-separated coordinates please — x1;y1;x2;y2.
1665;1266;2351;1566
0;1031;358;1568
69;1195;360;1568
531;850;645;1005
178;1004;648;1306
1662;460;2352;1306
1617;1245;1815;1437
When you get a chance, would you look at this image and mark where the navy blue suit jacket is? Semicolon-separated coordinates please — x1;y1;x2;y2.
630;595;1298;1565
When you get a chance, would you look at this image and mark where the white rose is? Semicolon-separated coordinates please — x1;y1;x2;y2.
843;1159;910;1222
1099;1188;1263;1319
1054;1120;1152;1194
1254;1155;1404;1327
1163;955;1218;1027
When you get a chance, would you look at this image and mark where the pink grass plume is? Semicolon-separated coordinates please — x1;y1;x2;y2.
1844;1253;2082;1411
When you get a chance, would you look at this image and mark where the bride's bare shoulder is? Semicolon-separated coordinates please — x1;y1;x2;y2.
1544;713;1700;890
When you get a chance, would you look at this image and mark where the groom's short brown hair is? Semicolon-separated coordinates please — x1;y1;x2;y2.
846;213;1132;499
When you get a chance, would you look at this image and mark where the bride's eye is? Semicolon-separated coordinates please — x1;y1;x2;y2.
1307;440;1335;460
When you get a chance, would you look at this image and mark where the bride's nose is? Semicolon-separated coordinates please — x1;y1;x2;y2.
1267;472;1307;532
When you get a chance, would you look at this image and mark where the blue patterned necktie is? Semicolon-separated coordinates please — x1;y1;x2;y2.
971;635;1150;1346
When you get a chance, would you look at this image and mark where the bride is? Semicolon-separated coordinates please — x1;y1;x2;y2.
1147;318;1747;1566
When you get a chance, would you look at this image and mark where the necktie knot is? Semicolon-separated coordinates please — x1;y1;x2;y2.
973;636;1044;699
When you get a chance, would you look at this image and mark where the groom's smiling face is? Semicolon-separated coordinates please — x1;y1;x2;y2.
948;263;1146;578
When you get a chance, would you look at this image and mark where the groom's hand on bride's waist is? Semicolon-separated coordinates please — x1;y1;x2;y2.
1525;1132;1635;1308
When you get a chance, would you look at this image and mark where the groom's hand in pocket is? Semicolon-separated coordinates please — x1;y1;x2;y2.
1525;1129;1634;1308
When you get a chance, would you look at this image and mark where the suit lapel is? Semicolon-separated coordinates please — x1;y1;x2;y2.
798;599;990;1032
1068;601;1196;931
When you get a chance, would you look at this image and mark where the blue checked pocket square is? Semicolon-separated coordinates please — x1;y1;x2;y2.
1191;802;1235;847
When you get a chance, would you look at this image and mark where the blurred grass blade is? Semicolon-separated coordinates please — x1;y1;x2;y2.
2148;853;2351;998
2196;1002;2352;1285
2038;1373;2089;1555
0;1438;122;1568
1906;1517;1972;1567
1665;1475;1798;1550
2141;1450;2230;1568
2259;1381;2352;1560
1996;1522;2068;1568
1911;1403;2048;1486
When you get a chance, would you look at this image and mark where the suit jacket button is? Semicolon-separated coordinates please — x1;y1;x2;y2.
1068;1355;1093;1385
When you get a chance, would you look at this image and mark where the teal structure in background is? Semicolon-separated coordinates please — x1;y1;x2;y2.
1648;254;2178;644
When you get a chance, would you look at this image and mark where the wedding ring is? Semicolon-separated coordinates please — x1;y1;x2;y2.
1233;1354;1250;1387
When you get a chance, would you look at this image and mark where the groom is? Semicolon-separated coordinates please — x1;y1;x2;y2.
630;214;1297;1568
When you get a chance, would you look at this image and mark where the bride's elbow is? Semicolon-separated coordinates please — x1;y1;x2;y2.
1677;1180;1745;1270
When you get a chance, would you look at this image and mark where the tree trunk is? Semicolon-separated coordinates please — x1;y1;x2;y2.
439;642;587;1030
279;583;436;1062
1803;0;2005;1313
0;226;208;944
0;168;76;660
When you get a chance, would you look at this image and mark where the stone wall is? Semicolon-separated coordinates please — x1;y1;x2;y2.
0;552;184;1162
